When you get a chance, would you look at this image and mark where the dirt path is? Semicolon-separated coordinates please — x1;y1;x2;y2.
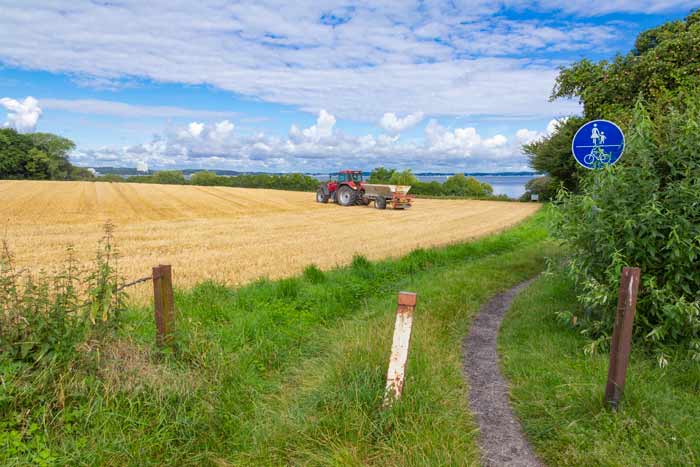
463;279;543;467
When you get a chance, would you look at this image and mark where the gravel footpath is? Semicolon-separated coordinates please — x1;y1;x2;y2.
462;279;543;467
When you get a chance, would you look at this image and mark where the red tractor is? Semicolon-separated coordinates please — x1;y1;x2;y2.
316;170;412;209
316;170;366;207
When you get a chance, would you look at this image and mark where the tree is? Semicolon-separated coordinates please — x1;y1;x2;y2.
527;9;700;190
27;132;76;179
519;175;558;202
388;169;418;186
443;173;492;197
152;171;186;185
368;167;396;183
190;171;222;186
523;117;585;192
553;10;700;120
0;128;85;180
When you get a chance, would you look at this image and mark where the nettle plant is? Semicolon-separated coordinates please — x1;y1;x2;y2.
0;224;125;364
554;97;700;364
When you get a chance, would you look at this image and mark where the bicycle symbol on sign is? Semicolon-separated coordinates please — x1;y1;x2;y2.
584;145;612;166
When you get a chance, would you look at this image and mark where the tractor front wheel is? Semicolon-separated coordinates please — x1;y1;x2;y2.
337;186;356;206
316;189;329;203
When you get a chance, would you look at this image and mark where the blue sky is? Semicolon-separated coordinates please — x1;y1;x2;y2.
0;1;696;172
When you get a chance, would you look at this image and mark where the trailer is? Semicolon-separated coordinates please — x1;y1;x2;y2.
361;183;412;210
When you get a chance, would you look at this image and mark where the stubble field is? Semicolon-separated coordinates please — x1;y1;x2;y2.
1;180;539;300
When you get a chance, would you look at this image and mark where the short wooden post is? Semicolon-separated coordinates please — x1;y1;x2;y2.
152;264;175;348
605;267;641;409
384;291;417;406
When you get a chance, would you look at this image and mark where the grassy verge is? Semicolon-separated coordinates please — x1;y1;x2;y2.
2;209;555;466
499;272;700;466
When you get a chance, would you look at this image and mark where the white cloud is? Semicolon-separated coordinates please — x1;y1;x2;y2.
515;117;568;145
71;114;564;173
211;120;235;141
530;0;697;16
379;112;424;133
290;109;336;142
39;98;237;119
483;134;508;148
185;122;204;138
1;96;42;132
136;160;149;172
0;2;651;121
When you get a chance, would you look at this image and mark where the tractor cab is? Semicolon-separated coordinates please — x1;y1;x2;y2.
328;170;363;183
335;170;363;188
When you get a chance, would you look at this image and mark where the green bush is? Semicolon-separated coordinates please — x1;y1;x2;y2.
554;97;700;363
0;225;125;364
388;169;419;186
520;175;559;202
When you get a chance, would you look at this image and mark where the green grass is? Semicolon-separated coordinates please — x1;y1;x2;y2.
2;210;555;466
499;272;700;467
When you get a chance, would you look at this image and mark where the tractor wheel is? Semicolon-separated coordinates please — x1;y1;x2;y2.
316;189;329;203
337;186;356;206
360;195;370;206
375;196;387;210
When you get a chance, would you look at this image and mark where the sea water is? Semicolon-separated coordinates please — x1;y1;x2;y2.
417;175;536;199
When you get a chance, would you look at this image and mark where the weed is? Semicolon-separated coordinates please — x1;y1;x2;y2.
303;264;325;284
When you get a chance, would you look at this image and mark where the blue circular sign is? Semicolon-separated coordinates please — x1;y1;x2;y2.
571;120;625;169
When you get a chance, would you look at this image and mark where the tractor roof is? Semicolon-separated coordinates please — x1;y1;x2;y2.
338;170;362;174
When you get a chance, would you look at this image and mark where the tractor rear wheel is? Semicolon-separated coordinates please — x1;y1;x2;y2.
375;196;387;210
316;189;329;203
337;186;356;206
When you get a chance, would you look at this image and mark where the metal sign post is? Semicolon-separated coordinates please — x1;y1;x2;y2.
605;267;641;409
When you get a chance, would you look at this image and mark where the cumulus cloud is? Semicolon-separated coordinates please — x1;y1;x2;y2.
211;120;235;141
289;109;336;142
182;122;204;138
71;113;561;173
1;96;42;132
515;118;568;145
379;112;424;133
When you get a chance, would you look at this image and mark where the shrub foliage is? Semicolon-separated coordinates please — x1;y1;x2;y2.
554;98;700;361
0;225;125;364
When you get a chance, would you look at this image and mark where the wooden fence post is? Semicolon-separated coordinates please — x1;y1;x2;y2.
152;264;175;348
605;267;641;410
383;291;417;406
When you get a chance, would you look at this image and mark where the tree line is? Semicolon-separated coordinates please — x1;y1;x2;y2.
96;168;502;199
367;167;501;199
0;128;93;180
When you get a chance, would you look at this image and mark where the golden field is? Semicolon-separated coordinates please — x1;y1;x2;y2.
1;180;540;300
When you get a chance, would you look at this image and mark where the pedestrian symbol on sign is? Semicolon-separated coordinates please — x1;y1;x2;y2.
571;120;625;170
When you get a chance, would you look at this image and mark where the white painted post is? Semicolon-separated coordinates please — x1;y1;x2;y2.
383;291;417;406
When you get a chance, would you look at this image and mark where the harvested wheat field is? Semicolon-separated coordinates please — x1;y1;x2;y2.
1;180;539;300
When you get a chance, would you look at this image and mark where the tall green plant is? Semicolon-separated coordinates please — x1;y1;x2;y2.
554;97;700;363
0;225;125;364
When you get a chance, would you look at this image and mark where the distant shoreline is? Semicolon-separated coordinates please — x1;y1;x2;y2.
84;166;542;178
